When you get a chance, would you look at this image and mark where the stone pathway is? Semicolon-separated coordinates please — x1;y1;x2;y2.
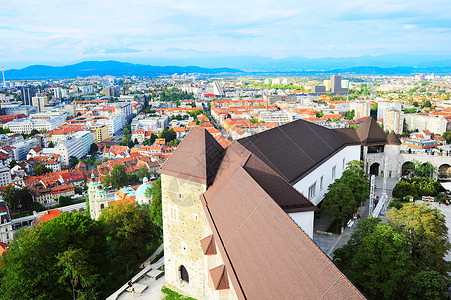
107;244;165;300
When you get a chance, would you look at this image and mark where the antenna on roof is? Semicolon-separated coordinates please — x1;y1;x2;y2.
2;66;5;88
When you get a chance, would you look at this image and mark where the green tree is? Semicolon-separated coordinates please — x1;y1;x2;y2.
159;129;177;143
320;181;358;230
148;178;163;233
342;223;412;299
56;248;97;300
334;217;381;272
392;179;418;198
387;203;450;275
58;196;72;207
109;164;128;190
90;143;98;153
315;111;324;118
98;203;160;274
346;109;355;120
337;160;369;205
1;186;33;211
412;160;435;178
9;160;17;169
0;213;108;299
69;156;79;168
102;174;111;189
407;271;449;300
48;141;55;148
137;165;150;180
34;164;52;176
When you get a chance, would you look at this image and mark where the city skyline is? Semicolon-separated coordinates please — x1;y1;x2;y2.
1;0;451;68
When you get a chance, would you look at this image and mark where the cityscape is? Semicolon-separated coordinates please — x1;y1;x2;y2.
1;1;451;300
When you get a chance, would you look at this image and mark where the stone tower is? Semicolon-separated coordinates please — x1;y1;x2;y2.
159;127;224;299
87;173;108;220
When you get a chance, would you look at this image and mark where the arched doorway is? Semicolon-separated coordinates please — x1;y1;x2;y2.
180;265;189;283
438;164;451;181
369;163;380;176
402;161;414;178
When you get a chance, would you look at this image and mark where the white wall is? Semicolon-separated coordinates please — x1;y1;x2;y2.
288;211;314;239
293;145;361;206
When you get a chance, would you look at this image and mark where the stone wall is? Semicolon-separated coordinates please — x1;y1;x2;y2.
162;174;210;299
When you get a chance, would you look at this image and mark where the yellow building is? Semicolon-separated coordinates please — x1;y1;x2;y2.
92;124;110;142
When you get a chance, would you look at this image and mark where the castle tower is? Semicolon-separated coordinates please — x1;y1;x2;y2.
87;173;107;220
385;131;402;178
158;127;224;299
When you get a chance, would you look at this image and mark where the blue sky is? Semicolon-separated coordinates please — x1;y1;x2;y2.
1;0;451;68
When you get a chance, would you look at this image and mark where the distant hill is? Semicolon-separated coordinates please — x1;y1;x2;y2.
5;55;451;79
5;61;244;79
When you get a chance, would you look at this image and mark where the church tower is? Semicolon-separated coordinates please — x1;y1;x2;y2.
87;173;108;220
159;127;224;299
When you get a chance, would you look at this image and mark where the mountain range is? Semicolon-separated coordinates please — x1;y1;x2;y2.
5;54;451;79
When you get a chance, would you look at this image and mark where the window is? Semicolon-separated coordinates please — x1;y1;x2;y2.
169;206;178;221
180;265;189;283
308;182;316;200
332;166;336;179
342;158;346;170
320;176;324;191
100;203;105;209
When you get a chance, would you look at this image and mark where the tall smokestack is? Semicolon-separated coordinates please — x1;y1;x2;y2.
2;66;5;88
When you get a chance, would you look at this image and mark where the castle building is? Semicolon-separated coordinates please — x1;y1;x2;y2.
159;125;365;299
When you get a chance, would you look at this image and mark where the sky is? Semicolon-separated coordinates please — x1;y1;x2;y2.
1;0;451;68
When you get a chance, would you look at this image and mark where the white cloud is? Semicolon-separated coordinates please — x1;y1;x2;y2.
0;0;450;66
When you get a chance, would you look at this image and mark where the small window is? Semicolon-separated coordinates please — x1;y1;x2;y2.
320;176;324;191
308;182;316;200
332;166;336;179
342;158;346;170
193;214;198;222
178;193;182;199
180;265;189;283
170;206;178;221
100;203;105;209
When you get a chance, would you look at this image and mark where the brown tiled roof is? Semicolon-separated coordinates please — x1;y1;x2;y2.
332;128;361;145
237;119;355;184
200;235;216;255
356;117;387;146
201;165;364;299
209;265;229;290
386;131;402;145
159;127;224;186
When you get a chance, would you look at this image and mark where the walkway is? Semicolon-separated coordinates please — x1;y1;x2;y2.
107;244;165;300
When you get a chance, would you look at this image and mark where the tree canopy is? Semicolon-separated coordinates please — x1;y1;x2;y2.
334;203;450;299
34;164;52;176
109;164;128;190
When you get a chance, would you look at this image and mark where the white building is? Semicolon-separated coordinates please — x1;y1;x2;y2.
55;137;85;166
31;95;47;112
2;105;36;116
405;114;447;135
377;101;402;120
258;110;301;124
12;139;38;161
0;164;12;187
350;101;371;119
384;109;404;134
73;131;93;156
4;117;65;134
96;114;124;136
